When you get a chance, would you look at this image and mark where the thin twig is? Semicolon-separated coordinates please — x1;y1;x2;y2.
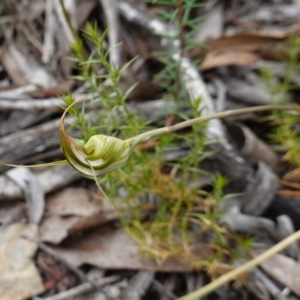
22;235;93;283
153;279;176;300
57;0;76;43
252;269;288;300
42;0;55;63
34;275;120;300
177;228;300;300
100;0;121;67
0;98;64;111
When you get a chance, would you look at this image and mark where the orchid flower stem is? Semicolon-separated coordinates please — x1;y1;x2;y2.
127;105;300;145
177;228;300;300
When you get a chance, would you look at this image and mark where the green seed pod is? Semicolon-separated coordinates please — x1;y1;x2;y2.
59;100;131;178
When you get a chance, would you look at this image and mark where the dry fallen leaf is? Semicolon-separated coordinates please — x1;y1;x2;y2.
0;223;44;300
40;188;119;244
51;226;211;272
200;31;292;69
201;49;259;70
206;33;284;52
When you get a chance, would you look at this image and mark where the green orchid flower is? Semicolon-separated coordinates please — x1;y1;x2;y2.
1;101;298;182
59;100;131;179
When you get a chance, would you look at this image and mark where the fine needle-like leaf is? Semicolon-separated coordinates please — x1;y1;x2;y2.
0;160;68;168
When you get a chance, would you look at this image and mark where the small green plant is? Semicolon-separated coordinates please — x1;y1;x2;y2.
150;0;205;103
262;37;300;178
70;24;147;141
53;3;234;269
50;21;300;269
61;10;300;300
2;32;300;300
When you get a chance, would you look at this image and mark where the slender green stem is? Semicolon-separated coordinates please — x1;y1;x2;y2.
127;105;300;145
177;228;300;300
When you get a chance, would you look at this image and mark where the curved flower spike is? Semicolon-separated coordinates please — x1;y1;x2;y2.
60;100;131;179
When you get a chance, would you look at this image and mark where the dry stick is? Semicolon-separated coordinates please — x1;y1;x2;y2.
35;275;120;300
177;228;300;300
100;0;121;68
252;269;288;300
42;0;55;63
22;235;117;300
22;235;91;282
57;0;76;43
153;279;176;300
0;97;65;111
